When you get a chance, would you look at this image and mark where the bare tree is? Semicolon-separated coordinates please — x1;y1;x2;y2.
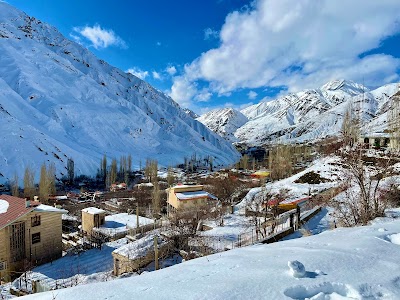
239;154;249;170
23;166;35;200
110;158;117;184
11;173;19;197
166;167;175;187
269;145;294;180
341;104;359;147
145;159;158;183
152;180;161;216
330;146;394;226
39;163;48;202
388;90;400;150
67;158;74;185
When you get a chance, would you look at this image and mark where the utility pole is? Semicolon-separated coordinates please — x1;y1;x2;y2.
136;203;139;230
154;236;159;270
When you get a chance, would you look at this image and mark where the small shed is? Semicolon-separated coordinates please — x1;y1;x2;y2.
81;207;105;233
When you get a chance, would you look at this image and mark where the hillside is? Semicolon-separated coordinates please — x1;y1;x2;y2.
196;108;248;143
0;3;239;182
22;211;400;299
197;79;400;146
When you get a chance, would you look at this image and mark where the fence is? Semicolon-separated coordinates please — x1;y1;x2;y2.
197;205;322;252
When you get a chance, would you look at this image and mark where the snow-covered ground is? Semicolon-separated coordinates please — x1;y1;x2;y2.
95;213;154;236
20;210;400;299
236;156;341;212
11;238;128;294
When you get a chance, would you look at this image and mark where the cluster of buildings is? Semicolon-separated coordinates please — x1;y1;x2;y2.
0;184;219;283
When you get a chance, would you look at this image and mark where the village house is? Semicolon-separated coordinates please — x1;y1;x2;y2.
0;195;67;282
359;133;392;149
112;234;170;276
166;184;218;216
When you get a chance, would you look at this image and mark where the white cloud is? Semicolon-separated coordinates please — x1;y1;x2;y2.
169;76;198;108
156;41;162;46
166;66;177;76
195;89;212;102
204;28;219;40
126;68;149;80
173;0;400;106
247;91;258;100
152;71;162;80
72;24;127;49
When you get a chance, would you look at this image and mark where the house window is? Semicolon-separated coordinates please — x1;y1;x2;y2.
10;222;26;262
31;215;41;227
32;232;41;244
0;261;6;271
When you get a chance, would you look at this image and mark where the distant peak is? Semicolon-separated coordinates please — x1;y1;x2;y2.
320;79;369;95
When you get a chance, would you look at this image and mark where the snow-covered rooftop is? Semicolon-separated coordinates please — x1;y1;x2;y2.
113;234;167;258
82;207;105;215
34;204;68;213
172;184;203;190
175;191;218;200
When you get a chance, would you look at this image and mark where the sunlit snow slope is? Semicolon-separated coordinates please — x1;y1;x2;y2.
0;3;239;182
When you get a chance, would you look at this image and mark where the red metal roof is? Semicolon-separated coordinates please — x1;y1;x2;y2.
0;194;40;229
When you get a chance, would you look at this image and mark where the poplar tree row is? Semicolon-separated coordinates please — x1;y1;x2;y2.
12;163;56;204
99;154;133;187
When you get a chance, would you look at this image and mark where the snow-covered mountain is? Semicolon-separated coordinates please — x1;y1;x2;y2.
197;79;400;146
0;3;239;182
196;108;248;143
182;108;199;119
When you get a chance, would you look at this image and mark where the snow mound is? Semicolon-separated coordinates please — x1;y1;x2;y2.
0;199;9;214
388;233;400;245
288;260;306;278
284;282;360;299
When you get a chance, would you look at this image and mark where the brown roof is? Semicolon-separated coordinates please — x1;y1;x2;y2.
0;194;40;229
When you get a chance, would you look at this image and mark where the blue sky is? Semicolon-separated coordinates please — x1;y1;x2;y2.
6;0;400;114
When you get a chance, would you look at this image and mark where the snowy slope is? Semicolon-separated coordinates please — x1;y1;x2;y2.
0;3;239;182
22;213;400;299
198;79;399;146
196;108;248;142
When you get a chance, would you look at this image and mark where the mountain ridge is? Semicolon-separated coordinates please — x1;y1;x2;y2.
198;79;400;146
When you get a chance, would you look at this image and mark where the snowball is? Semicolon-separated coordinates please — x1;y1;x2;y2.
288;260;306;278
